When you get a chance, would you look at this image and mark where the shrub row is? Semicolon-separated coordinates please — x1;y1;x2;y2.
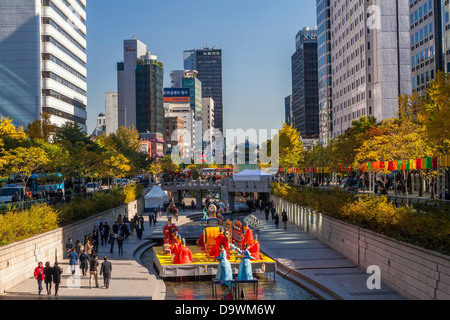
0;184;144;246
272;183;450;256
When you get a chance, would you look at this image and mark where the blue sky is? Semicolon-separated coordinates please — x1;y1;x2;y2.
85;0;317;134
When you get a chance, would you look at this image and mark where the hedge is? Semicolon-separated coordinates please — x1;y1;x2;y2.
271;183;450;256
0;184;144;246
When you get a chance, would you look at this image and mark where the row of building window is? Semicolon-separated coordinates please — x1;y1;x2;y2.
42;89;86;111
410;0;433;25
42;17;86;53
42;71;86;96
42;35;86;67
42;107;86;125
411;22;434;46
42;53;86;81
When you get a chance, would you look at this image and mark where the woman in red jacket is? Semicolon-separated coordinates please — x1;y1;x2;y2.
34;262;45;295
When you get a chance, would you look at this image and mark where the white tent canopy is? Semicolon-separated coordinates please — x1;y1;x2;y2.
144;186;169;212
232;169;273;181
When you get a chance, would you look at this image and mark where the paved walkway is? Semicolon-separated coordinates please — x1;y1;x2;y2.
251;210;405;300
0;208;406;300
0;211;196;300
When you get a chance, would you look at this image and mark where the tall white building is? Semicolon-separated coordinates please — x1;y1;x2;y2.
105;92;118;135
0;0;87;131
330;0;412;137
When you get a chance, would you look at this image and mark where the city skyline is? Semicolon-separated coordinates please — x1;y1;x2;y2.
85;0;317;133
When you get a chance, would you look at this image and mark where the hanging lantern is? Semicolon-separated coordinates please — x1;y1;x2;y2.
204;265;208;274
261;263;266;272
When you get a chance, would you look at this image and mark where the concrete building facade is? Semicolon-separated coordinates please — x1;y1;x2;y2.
330;0;412;137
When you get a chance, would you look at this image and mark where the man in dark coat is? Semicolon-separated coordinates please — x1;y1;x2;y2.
52;262;63;296
100;256;112;289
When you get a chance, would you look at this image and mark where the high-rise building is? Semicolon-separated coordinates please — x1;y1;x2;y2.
410;0;444;94
291;27;319;139
170;70;185;88
117;38;147;128
135;52;164;134
117;38;164;134
182;70;202;122
284;95;293;126
330;0;412;137
0;0;87;131
202;97;214;137
105;92;118;135
442;1;450;72
183;47;223;132
317;0;333;145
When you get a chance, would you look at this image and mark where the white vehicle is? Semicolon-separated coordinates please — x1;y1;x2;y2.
0;184;24;203
86;182;99;193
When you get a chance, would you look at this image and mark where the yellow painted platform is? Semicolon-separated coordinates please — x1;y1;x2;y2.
152;245;277;279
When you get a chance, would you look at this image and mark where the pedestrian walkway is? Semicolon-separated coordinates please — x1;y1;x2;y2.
0;207;406;300
0;210;197;300
251;210;405;300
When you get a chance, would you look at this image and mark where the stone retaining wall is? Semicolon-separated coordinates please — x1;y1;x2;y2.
272;195;450;300
0;198;143;294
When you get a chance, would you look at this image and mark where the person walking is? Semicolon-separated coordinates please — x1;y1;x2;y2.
264;206;270;221
101;222;110;246
270;206;276;220
136;219;143;240
85;238;94;257
74;239;84;256
79;250;89;277
89;255;99;289
43;261;53;295
117;233;124;255
92;226;99;253
100;256;112;289
129;218;136;237
65;238;74;258
52;261;63;296
274;213;280;229
33;262;45;295
68;247;79;276
109;231;116;254
281;210;288;230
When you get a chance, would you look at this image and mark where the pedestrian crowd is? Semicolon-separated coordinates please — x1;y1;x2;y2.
33;212;147;296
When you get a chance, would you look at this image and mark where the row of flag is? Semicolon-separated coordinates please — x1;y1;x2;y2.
279;154;450;174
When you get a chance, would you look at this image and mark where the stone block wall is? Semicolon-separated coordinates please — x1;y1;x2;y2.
272;195;450;300
0;198;143;294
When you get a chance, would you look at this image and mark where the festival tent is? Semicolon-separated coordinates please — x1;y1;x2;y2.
144;186;169;212
232;169;273;181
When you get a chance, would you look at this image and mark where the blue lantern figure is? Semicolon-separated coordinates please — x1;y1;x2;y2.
237;243;255;281
214;244;233;283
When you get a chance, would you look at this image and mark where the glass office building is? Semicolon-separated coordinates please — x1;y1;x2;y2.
135;55;164;134
410;0;444;94
184;47;223;132
291;27;319;139
0;0;87;131
182;71;203;122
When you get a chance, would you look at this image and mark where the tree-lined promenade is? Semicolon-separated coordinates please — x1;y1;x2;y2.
265;72;450;201
263;73;450;257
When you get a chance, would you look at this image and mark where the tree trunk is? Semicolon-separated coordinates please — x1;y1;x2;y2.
403;170;409;207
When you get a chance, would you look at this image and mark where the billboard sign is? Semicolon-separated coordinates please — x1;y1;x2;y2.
164;88;190;103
